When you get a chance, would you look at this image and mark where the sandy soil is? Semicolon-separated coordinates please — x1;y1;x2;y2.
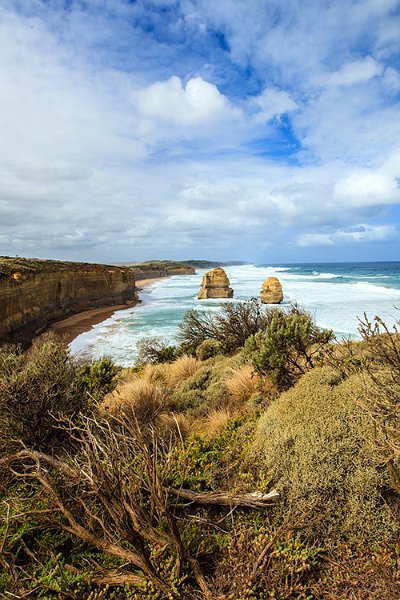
48;277;162;345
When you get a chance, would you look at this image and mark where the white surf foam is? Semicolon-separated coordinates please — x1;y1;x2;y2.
70;264;400;366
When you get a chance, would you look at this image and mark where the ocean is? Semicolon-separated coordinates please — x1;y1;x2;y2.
70;262;400;367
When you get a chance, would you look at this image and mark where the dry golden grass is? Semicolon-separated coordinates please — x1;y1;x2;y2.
99;379;169;426
141;362;169;385
196;409;230;438
167;355;200;387
157;412;192;439
224;365;260;405
98;376;193;439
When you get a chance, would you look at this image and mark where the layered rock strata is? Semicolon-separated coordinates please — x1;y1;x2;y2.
198;267;234;299
0;258;139;346
260;277;283;304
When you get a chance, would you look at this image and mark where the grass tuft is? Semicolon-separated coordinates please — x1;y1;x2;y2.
167;355;200;387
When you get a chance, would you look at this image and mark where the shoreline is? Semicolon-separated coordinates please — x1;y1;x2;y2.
48;278;162;345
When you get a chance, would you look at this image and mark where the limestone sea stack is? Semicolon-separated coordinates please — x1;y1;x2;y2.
198;267;234;299
260;277;283;304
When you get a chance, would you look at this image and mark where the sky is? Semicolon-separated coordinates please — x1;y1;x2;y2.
1;0;400;264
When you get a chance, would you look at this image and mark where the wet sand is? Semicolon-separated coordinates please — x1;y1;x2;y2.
48;278;161;345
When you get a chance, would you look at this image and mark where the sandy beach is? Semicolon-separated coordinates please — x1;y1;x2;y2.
48;277;161;345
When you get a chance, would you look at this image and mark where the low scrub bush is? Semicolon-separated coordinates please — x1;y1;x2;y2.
245;305;333;390
170;355;245;417
354;314;400;495
212;524;322;599
178;298;269;354
309;542;400;599
325;313;400;495
195;338;222;360
168;417;259;493
0;335;87;453
76;356;120;402
136;336;177;364
254;366;398;545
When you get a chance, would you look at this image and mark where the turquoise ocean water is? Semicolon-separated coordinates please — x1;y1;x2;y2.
70;262;400;367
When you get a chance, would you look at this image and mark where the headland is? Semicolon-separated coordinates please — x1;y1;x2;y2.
0;257;194;347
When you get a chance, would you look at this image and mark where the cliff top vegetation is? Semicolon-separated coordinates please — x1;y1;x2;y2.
0;256;195;281
1;303;400;598
0;256;137;280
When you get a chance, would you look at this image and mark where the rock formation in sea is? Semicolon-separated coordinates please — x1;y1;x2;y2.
198;267;234;299
260;277;283;304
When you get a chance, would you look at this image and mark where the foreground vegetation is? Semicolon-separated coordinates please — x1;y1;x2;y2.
1;302;400;598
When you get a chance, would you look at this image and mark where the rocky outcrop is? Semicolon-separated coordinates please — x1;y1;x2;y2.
198;268;234;299
0;257;139;346
260;277;283;304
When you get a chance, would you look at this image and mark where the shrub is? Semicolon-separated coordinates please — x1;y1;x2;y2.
212;524;322;599
325;313;400;495
253;366;398;545
245;305;333;390
75;357;120;402
195;338;222;360
136;336;177;364
0;335;86;453
354;314;400;494
170;356;245;417
168;417;257;493
178;298;269;354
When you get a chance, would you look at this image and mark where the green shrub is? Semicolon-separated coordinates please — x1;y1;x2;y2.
170;355;245;417
136;336;177;364
195;338;222;360
178;299;269;354
212;525;322;599
76;357;120;403
253;366;398;545
0;335;87;453
245;305;333;390
168;418;258;493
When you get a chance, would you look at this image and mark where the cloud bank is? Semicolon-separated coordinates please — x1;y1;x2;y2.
0;0;400;263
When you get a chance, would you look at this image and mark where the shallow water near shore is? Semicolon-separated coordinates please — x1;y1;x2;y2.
70;262;400;366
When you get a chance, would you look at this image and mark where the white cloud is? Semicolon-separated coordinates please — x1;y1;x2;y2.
297;233;335;247
0;1;399;263
320;57;384;88
298;224;396;247
135;75;239;126
334;154;400;207
251;88;297;123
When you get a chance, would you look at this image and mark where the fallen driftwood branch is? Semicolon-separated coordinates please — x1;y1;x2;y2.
169;488;280;508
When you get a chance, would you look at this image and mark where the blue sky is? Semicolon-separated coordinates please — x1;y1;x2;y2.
1;0;400;263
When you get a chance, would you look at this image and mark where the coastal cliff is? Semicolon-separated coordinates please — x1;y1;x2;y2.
0;257;139;346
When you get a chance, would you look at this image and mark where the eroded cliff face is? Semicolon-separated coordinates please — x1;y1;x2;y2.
0;258;138;345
